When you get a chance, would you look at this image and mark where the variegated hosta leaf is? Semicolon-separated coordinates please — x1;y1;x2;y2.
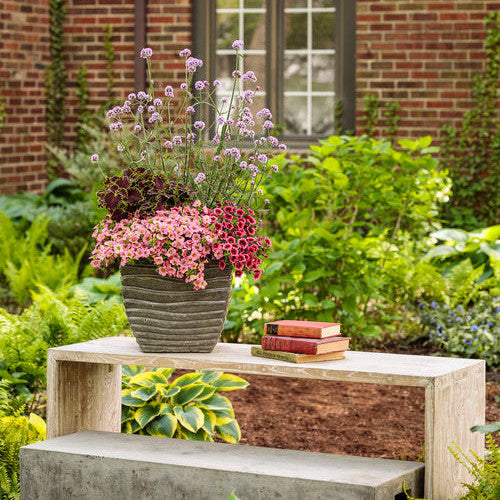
201;409;217;434
160;385;180;398
210;373;249;391
123;419;141;434
131;384;158;402
122;365;142;378
194;385;216;402
212;409;235;426
178;427;211;441
173;405;204;433
197;370;223;384
171;383;207;406
134;402;162;428
146;413;177;438
122;388;147;407
170;372;203;388
198;393;234;412
121;406;135;424
215;419;241;444
154;368;175;380
128;371;167;387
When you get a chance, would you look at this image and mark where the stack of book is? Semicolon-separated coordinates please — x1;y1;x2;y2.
251;320;350;363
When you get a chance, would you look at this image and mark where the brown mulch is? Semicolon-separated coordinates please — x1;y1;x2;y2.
226;374;499;461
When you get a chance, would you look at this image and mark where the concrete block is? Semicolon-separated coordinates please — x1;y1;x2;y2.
21;431;424;500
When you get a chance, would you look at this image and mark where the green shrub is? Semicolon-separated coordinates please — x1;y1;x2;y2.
0;413;45;500
225;135;451;344
0;289;130;400
415;293;499;369
72;273;122;305
0;212;89;307
122;367;248;443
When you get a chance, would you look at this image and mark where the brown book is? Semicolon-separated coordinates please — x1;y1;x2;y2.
264;320;341;338
261;336;350;355
251;346;346;364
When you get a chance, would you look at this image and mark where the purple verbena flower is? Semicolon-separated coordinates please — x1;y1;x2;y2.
258;154;267;163
117;145;124;152
128;93;136;100
242;71;257;82
153;98;162;106
186;106;195;113
213;79;221;86
194;172;206;184
91;154;99;163
148;105;155;113
164;85;174;98
137;91;148;100
194;80;206;91
179;48;191;58
137;105;144;113
256;107;272;119
279;143;287;152
185;57;203;73
232;39;244;51
140;47;153;59
194;120;206;130
134;125;142;132
149;112;163;123
173;135;182;145
263;120;274;129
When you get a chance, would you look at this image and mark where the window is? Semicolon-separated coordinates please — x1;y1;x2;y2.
192;0;356;142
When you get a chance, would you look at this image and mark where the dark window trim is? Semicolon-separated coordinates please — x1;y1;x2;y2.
191;0;356;144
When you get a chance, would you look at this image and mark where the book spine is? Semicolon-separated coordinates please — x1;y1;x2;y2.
261;336;317;355
251;347;298;363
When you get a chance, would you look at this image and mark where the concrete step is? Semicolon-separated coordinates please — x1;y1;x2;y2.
21;431;424;500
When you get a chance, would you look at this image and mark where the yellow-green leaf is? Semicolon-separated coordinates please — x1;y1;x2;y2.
170;372;203;388
28;413;46;437
210;374;249;392
155;368;175;380
128;371;161;387
216;420;241;444
213;409;235;426
159;385;180;398
194;385;216;401
201;409;216;434
171;383;206;405
146;413;177;438
122;388;147;407
198;393;233;411
173;405;204;432
131;384;157;401
198;370;222;384
135;403;162;428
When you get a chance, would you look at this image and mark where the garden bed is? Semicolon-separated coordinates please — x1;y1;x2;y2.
227;373;499;461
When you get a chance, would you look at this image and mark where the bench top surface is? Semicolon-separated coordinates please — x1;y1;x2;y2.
24;430;424;487
49;337;483;386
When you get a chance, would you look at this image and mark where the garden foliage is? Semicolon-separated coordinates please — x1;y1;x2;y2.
225;135;451;344
0;289;129;399
122;367;248;443
440;12;499;230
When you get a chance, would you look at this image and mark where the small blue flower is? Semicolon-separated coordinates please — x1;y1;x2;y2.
418;302;425;309
458;305;464;311
456;317;461;322
494;306;500;313
430;301;438;309
471;325;479;332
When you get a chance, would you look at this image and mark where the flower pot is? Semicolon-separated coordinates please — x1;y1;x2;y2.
120;262;232;353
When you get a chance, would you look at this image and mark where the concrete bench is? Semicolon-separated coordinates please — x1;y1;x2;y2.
21;430;424;500
30;338;484;499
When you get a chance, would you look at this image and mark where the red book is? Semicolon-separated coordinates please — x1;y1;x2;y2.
261;335;350;355
264;320;341;339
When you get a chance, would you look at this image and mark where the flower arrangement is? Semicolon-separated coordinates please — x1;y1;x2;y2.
91;41;283;288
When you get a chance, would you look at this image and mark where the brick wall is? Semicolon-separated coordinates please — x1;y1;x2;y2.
0;0;49;194
356;0;500;138
0;0;498;194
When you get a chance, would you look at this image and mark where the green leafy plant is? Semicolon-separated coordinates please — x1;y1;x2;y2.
103;24;116;108
384;102;401;142
72;273;122;304
0;288;130;399
362;93;380;136
0;211;89;307
122;367;248;443
0;413;46;500
224;135;451;344
45;0;67;179
75;64;91;151
440;12;500;230
415;293;499;369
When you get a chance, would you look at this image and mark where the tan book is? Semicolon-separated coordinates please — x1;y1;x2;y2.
251;346;346;364
264;320;341;338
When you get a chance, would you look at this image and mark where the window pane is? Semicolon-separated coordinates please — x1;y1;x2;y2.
312;54;335;92
218;0;239;7
284;54;307;92
312;96;335;135
312;12;335;49
285;0;307;7
244;13;267;50
285;13;307;49
217;12;239;50
312;0;335;7
245;0;265;7
216;54;236;94
284;96;308;135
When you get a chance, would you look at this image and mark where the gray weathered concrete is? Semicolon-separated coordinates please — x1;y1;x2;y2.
20;431;424;500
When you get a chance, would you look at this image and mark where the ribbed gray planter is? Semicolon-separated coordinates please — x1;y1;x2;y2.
120;262;232;353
